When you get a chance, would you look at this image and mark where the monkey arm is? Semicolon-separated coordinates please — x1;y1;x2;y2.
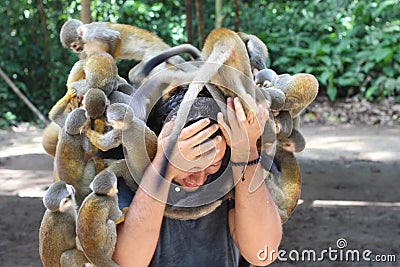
105;159;138;192
86;128;122;152
109;203;124;224
67;60;86;86
48;90;76;127
115;207;129;225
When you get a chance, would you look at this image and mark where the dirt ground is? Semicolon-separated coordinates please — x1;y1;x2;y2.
0;123;399;267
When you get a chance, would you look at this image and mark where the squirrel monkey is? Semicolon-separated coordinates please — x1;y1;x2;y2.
255;68;319;117
54;107;100;204
69;52;119;98
256;68;319;152
39;181;90;267
76;170;124;267
85;103;158;185
60;19;201;84
44;51;119;161
237;32;269;74
43;87;79;158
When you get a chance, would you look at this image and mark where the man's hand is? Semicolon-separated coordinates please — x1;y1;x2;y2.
156;117;223;180
218;96;269;160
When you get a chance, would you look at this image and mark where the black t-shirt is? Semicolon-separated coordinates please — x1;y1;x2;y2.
118;178;239;266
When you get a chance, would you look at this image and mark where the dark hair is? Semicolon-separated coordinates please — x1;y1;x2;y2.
147;85;222;137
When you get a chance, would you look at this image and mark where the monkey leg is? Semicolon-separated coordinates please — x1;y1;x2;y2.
60;249;90;267
52;159;61;182
42;122;60;157
104;159;139;192
88;220;119;267
128;61;146;86
92;156;107;174
265;146;301;224
75;160;97;205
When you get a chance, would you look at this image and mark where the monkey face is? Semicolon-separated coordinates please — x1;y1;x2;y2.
108;119;124;130
70;40;84;53
107;181;118;196
59;196;73;212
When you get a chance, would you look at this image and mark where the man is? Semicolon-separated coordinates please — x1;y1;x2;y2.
113;87;282;266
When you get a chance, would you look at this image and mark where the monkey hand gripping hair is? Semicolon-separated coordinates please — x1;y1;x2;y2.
76;170;124;267
60;19;201;85
39;181;90;267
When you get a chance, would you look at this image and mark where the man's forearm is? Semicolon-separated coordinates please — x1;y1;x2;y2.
113;155;171;267
232;149;282;265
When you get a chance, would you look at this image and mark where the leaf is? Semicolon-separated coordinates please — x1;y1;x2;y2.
327;85;337;101
320;56;332;66
319;70;333;85
337;77;359;86
371;48;393;63
372;0;398;18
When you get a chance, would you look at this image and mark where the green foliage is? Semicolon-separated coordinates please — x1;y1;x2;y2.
1;0;77;128
1;0;399;128
240;0;400;101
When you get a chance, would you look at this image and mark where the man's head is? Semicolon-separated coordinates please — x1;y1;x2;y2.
147;86;228;191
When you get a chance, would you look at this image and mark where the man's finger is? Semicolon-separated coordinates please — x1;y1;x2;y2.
234;97;247;124
180;118;210;140
160;116;175;138
217;112;232;147
191;123;220;147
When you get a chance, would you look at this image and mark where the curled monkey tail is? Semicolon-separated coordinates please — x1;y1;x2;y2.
142;44;202;76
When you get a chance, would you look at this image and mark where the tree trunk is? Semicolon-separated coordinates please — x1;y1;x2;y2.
80;0;91;23
215;0;223;28
234;0;239;32
0;68;49;126
195;0;205;48
185;0;193;44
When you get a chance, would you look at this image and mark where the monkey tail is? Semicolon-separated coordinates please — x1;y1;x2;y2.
142;44;201;76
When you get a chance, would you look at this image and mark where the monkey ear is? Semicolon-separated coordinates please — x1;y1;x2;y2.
77;25;84;36
89;180;95;192
66;184;75;195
